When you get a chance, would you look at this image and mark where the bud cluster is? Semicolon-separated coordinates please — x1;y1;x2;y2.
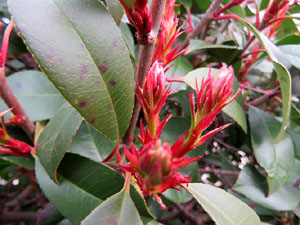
119;0;152;44
0;109;32;157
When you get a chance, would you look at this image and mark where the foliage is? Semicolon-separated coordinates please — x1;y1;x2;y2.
0;0;299;224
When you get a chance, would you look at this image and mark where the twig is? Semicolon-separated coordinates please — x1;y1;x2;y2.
123;0;167;145
0;69;35;140
247;88;281;106
174;203;211;225
199;168;240;176
214;137;241;153
178;0;224;52
0;211;38;223
6;185;33;208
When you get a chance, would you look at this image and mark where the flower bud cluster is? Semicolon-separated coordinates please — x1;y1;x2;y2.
152;0;188;68
0;109;32;157
119;0;152;44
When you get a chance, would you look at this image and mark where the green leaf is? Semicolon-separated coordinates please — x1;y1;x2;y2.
233;164;300;211
2;156;34;170
236;17;292;142
82;181;143;225
58;153;154;224
179;0;192;10
183;68;247;133
35;158;101;225
289;129;300;160
277;45;300;69
185;183;261;225
187;39;241;55
106;0;124;26
36;153;153;224
0;71;65;121
166;56;193;92
163;186;192;203
69;121;114;162
249;106;294;194
120;22;135;60
160;117;190;144
9;0;135;141
37;105;83;183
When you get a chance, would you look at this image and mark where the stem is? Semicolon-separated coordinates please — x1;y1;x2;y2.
0;69;35;140
177;0;224;52
123;0;167;145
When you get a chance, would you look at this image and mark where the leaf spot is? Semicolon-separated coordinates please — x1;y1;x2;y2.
109;79;117;86
15;82;22;88
90;118;95;124
78;100;86;108
98;65;107;74
81;65;88;74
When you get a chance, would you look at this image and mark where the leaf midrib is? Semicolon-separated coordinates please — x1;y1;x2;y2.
50;0;120;139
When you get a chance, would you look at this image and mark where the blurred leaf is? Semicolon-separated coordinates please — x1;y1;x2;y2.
82;181;143;225
120;22;135;60
179;0;192;9
106;0;124;26
236;17;292;142
186;39;241;55
37;105;83;183
277;45;300;69
0;71;65;121
289;129;300;160
186;183;261;225
275;19;298;40
166;56;192;92
2;156;34;170
9;0;135;141
163;186;192;203
276;34;300;46
183;68;247;132
160;117;190;144
249;106;294;194
233;164;300;211
69;121;114;162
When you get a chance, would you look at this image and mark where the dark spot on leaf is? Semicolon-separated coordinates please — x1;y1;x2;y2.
99;65;107;74
78;75;84;80
113;40;118;48
15;82;21;88
90;118;95;124
109;79;117;86
78;100;86;108
58;58;65;63
81;65;88;74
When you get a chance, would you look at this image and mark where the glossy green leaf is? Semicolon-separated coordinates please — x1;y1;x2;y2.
37;105;83;183
277;44;300;69
9;0;135;141
249;106;294;194
2;156;34;170
69;121;114;162
233;164;300;211
185;183;261;225
179;0;192;9
187;39;241;55
36;153;153;224
82;180;143;225
236;17;291;142
106;0;124;26
35;158;101;225
58;153;154;224
166;56;193;92
0;71;65;121
183;68;247;133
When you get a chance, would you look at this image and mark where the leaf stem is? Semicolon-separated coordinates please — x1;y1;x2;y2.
123;0;167;145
